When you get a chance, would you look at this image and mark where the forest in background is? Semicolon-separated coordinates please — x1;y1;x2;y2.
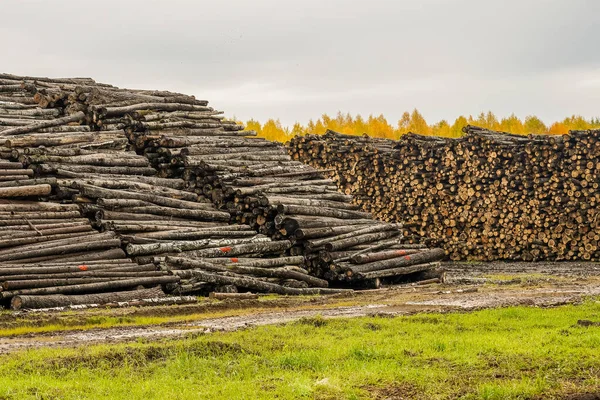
243;110;600;142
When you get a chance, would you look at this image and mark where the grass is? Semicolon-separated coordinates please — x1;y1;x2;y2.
0;299;599;399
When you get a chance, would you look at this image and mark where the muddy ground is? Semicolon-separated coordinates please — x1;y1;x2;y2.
0;262;599;353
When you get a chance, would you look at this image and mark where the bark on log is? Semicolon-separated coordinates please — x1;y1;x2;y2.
0;263;149;277
181;269;347;295
356;262;441;279
1;276;179;298
307;223;402;249
0;238;121;262
2;277;152;291
174;240;293;258
0;230;100;249
0;184;51;197
209;256;305;268
99;103;211;117
224;265;328;287
346;248;446;275
350;249;423;264
126;236;271;256
0;270;164;281
0;112;85;136
135;229;256;240
10;286;165;310
324;231;400;252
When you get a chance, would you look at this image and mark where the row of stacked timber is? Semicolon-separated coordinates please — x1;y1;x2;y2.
122;109;445;288
0;73;446;308
0;74;352;305
0;75;182;308
288;128;600;261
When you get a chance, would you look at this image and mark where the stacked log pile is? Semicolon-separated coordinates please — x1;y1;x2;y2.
122;113;445;288
0;76;185;307
0;74;364;304
0;73;446;307
288;128;600;261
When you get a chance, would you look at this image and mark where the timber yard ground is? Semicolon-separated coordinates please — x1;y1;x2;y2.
0;263;599;400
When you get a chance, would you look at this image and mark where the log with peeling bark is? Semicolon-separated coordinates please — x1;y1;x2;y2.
19;296;198;312
175;269;348;295
0;112;85;136
164;256;328;288
0;275;179;298
10;286;166;310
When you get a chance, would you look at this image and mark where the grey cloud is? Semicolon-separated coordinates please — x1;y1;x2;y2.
2;0;600;125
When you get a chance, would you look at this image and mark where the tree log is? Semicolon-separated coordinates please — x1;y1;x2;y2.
346;248;446;275
10;286;166;310
0;111;85;136
356;262;441;279
0;184;51;197
180;269;347;295
1;276;179;298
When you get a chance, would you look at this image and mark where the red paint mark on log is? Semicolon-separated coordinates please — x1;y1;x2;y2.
220;247;232;253
78;265;88;271
230;258;239;263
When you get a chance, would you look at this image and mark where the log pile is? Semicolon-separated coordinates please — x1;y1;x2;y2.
288;128;600;261
121;110;445;288
0;74;321;303
0;73;446;308
0;76;185;307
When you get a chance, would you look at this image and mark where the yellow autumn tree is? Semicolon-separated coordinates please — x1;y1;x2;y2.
244;119;262;136
470;111;499;130
548;122;569;135
250;110;600;141
255;119;290;142
499;114;525;134
562;115;590;131
523;116;547;134
366;114;395;139
450;116;468;137
407;109;431;135
290;122;305;137
396;111;411;136
353;114;369;135
431;120;451;137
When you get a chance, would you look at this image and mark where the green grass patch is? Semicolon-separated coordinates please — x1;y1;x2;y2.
0;299;599;399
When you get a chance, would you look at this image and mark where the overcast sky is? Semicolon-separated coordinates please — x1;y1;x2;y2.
3;0;599;125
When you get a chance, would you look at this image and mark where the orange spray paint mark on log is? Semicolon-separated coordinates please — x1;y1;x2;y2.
220;247;232;253
230;258;239;263
78;265;88;271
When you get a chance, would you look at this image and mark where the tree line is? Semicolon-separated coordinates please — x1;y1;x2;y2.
242;110;600;142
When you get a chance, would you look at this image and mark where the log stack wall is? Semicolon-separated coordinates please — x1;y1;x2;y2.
124;115;444;288
0;74;446;308
288;128;600;262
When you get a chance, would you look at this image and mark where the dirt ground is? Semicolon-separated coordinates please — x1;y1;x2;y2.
0;261;599;354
